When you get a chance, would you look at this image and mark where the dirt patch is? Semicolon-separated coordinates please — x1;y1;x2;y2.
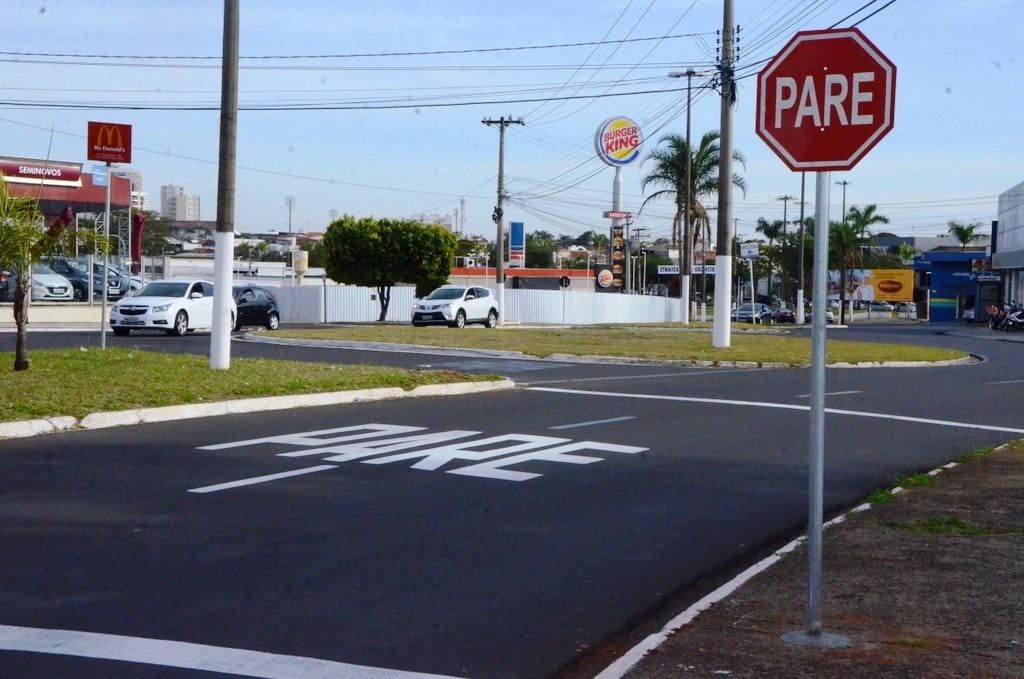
612;442;1024;678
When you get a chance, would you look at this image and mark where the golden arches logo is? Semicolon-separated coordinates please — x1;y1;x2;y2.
94;124;124;149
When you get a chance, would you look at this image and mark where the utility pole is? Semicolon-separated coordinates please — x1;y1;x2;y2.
712;0;736;348
797;173;807;323
482;116;524;326
211;0;238;370
777;194;796;305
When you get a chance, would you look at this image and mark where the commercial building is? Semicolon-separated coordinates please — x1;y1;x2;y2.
993;181;1024;303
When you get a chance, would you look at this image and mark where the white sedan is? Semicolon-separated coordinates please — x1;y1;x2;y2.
109;279;236;336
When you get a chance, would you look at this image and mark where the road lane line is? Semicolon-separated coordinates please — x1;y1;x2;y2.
0;624;463;679
188;465;337;494
529;387;1024;435
549;416;636;430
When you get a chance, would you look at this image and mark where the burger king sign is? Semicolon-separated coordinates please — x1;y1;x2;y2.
595;117;643;166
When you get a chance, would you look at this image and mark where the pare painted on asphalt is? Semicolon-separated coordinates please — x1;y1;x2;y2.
190;423;647;492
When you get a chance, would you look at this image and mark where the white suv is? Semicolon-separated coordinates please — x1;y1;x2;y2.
412;285;499;328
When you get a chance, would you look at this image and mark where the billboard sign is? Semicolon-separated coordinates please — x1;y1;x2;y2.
0;156;82;187
508;221;525;268
88;121;132;163
594;117;643;167
828;268;913;302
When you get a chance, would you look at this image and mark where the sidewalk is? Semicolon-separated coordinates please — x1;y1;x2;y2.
590;442;1024;678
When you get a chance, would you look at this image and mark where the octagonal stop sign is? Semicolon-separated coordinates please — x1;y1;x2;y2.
756;28;896;172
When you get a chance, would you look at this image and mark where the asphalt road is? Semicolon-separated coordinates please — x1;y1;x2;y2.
2;324;1022;678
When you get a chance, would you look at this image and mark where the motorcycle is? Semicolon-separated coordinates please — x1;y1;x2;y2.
1000;304;1024;331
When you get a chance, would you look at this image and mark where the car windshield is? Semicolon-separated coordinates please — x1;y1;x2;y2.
426;287;465;300
136;281;190;298
32;263;58;275
737;303;755;312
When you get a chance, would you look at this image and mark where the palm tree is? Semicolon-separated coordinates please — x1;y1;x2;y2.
756;217;785;300
832;204;889;323
947;220;981;251
639;131;747;277
0;182;110;370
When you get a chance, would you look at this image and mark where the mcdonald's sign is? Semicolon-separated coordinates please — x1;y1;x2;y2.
87;121;132;163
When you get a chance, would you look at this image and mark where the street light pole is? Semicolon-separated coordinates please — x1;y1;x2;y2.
285;195;295;234
668;68;712;324
835;180;851;224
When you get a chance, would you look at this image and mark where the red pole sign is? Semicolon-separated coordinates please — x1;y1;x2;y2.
755;28;895;172
87;121;133;164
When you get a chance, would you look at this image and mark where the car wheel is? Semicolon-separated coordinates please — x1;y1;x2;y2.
73;286;86;302
112;327;130;337
485;309;498;328
170;310;188;336
266;312;279;330
450;310;466;329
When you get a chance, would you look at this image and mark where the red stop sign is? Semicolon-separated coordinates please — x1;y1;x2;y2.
755;28;896;172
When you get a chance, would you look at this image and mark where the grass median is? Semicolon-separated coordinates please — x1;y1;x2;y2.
0;325;966;424
274;323;966;365
0;347;493;423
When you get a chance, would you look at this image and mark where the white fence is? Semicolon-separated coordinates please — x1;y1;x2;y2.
271;283;684;326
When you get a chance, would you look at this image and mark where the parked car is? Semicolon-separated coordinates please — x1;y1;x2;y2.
805;306;836;324
40;256;109;301
731;302;773;324
109;279;235;336
412;285;499;328
233;285;280;330
868;301;895;312
78;259;130;299
772;307;796;323
0;263;74;302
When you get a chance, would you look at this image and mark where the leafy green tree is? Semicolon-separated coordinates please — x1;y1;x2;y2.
947;220;982;251
0;181;110;370
139;212;176;256
640;131;747;276
323;215;456;321
525;230;556;268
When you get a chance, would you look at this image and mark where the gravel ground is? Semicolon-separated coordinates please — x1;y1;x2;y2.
586;440;1024;678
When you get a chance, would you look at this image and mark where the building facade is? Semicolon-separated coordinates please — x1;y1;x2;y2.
993;181;1024;303
160;184;201;221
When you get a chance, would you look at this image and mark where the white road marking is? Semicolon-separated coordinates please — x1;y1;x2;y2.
0;624;463;678
529;386;1024;435
549;416;637;430
794;390;863;398
188;465;337;493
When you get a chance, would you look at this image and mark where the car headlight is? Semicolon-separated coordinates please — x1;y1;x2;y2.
152;303;171;313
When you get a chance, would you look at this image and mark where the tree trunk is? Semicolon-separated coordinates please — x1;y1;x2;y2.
376;284;391;322
13;283;30;371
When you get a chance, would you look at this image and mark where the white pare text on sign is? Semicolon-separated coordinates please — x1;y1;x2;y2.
755;28;896;172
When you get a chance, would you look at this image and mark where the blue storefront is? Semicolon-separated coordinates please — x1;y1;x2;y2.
914;250;1000;323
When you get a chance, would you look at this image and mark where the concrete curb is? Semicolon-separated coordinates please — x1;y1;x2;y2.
0;379;516;441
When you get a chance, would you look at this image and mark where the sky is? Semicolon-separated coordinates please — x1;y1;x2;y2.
1;0;1021;245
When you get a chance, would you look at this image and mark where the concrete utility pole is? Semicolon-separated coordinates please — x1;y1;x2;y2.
285;195;295;233
777;194;796;305
797;173;807;323
836;180;851;223
712;0;736;348
482;116;524;326
211;0;238;370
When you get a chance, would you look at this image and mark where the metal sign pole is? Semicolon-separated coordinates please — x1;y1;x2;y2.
783;171;849;648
